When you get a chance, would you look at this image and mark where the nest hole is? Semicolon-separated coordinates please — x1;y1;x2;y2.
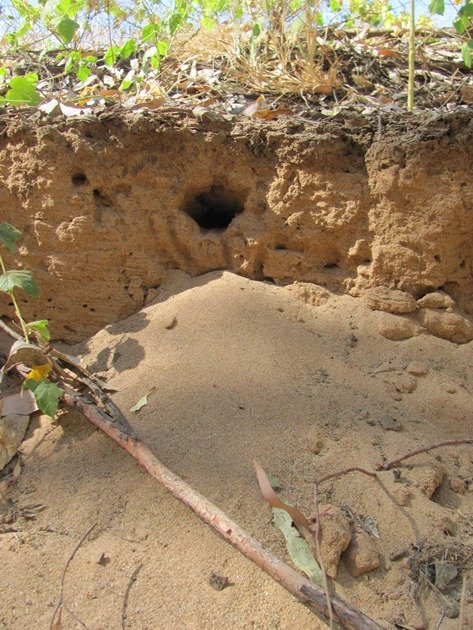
184;186;244;231
72;172;88;186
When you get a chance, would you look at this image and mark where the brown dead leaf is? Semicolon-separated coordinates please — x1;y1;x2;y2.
0;391;37;417
254;106;293;120
51;606;63;629
352;75;373;89
97;89;121;99
253;460;310;533
377;48;403;59
242;95;266;116
0;414;31;470
460;84;473;103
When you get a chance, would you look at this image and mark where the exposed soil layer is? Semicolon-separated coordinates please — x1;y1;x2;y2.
1;108;472;342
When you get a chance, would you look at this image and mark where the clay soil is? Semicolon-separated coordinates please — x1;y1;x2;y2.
0;109;472;629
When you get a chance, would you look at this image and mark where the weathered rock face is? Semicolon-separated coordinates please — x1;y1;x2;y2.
0;110;472;341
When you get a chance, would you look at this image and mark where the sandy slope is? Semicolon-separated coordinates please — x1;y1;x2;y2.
1;271;472;629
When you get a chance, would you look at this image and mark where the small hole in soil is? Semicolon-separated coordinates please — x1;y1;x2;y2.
459;260;465;268
434;255;441;263
184;186;244;231
324;262;339;269
82;304;88;308
414;286;438;299
275;244;287;250
72;173;88;186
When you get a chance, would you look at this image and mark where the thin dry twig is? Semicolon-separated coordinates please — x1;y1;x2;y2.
50;523;96;630
316;467;378;485
458;574;467;630
313;482;334;629
377;439;473;471
121;563;143;630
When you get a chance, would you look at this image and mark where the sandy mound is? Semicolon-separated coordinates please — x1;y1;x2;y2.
1;270;472;629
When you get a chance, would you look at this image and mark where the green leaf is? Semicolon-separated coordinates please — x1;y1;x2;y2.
454;15;469;35
429;0;444;15
169;13;182;35
76;64;91;82
0;222;22;253
24;379;63;418
0;270;39;297
104;46;120;68
120;39;137;59
27;319;51;341
56;17;79;44
157;41;169;57
142;23;159;42
459;2;473;17
252;22;261;37
6;75;41;107
273;508;323;585
461;40;473;68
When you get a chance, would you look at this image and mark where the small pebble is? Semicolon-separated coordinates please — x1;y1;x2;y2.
208;572;231;591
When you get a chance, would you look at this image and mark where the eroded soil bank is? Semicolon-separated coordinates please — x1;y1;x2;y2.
0;108;472;342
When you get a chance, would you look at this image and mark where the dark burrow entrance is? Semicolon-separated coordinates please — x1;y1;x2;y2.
184;185;244;231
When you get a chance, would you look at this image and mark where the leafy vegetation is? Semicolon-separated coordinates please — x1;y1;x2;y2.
0;222;62;418
0;0;471;110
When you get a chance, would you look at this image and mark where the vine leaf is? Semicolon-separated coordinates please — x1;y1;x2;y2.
24;380;64;418
429;0;444;15
27;319;51;341
0;270;39;297
0;222;22;253
56;17;79;45
6;75;41;107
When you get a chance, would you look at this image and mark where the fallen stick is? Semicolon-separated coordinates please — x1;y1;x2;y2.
61;386;382;630
377;439;473;470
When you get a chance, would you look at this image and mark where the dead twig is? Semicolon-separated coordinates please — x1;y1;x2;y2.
316;467;378;485
377;439;473;471
313;482;334;629
121;563;143;630
458;574;467;630
50;523;96;630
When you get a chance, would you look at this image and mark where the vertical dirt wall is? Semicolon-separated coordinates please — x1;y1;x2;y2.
0;110;472;341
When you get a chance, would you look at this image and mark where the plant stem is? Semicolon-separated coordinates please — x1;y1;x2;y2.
407;0;415;112
0;253;29;342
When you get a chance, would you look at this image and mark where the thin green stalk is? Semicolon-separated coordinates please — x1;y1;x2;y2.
407;0;415;112
0;253;29;342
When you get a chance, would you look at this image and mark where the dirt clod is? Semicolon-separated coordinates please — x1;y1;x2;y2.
343;534;381;577
364;287;418;314
406;361;428;377
410;465;445;498
376;313;419;341
417;292;455;309
319;504;352;579
419;309;473;344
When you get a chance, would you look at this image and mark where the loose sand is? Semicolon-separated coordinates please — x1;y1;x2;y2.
1;270;472;629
